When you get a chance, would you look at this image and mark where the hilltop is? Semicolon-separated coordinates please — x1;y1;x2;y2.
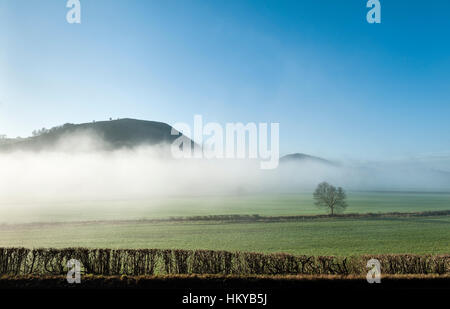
0;118;187;152
279;153;335;165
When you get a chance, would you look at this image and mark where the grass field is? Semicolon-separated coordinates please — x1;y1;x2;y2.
1;191;449;256
1;216;449;256
1;191;450;223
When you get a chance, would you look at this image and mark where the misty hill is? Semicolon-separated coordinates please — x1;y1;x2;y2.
279;153;335;165
0;118;189;152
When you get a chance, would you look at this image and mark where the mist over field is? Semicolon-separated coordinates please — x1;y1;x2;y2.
0;132;449;208
278;159;450;192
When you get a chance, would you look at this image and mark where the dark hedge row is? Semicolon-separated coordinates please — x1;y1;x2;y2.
153;210;450;223
0;248;448;276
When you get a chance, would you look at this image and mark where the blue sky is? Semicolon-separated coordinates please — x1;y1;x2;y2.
1;0;449;160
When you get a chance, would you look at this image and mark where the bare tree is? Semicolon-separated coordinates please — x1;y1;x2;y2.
313;182;347;216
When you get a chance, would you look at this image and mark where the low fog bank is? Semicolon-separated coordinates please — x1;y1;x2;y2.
276;160;450;192
0;147;266;202
1;134;449;208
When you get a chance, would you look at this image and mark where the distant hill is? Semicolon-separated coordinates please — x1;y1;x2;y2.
0;120;334;166
279;153;335;165
0;118;191;152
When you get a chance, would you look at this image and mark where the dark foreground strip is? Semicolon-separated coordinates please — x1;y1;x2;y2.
1;275;448;308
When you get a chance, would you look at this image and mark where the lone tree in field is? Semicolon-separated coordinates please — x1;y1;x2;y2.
313;182;347;216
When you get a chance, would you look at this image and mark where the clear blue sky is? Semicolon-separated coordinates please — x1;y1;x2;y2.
1;0;449;160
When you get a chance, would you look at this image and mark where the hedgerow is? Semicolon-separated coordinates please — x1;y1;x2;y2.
0;248;448;276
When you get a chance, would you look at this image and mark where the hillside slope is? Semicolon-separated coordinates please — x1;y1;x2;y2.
279;153;335;165
0;118;188;152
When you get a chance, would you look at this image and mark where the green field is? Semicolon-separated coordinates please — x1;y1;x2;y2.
1;191;450;223
1;192;449;256
1;216;449;255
